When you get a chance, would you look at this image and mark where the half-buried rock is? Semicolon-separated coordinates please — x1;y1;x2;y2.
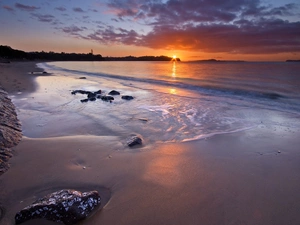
121;95;134;100
15;189;101;225
127;134;143;147
108;90;120;95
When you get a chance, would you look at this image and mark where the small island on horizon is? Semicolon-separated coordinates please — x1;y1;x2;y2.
0;45;181;62
286;60;300;62
188;59;246;63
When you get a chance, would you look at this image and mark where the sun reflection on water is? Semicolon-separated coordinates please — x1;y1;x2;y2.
169;88;177;95
172;61;176;78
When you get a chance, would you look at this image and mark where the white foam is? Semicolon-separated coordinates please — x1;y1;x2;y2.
138;104;174;117
182;125;257;142
180;108;201;126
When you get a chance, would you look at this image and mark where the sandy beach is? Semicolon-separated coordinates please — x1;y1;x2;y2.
1;61;300;225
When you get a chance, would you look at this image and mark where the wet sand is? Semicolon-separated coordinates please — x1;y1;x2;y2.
0;61;44;94
1;62;300;225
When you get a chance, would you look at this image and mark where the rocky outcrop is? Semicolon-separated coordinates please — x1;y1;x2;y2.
0;88;22;175
15;189;101;225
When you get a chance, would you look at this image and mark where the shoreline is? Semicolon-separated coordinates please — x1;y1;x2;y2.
1;61;300;225
0;89;22;175
0;61;44;95
0;61;45;175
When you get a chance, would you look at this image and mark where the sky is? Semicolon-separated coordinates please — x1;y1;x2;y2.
0;0;300;61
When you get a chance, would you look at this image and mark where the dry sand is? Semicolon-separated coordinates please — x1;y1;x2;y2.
1;61;300;225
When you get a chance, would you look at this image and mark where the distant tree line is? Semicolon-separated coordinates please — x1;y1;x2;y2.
0;45;103;61
104;55;180;61
0;45;180;62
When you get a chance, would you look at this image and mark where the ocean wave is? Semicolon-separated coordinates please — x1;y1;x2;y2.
39;62;300;116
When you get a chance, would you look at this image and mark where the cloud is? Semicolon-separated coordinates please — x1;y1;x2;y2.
73;7;85;13
31;13;55;22
87;27;141;45
264;3;299;16
15;3;40;11
102;0;300;54
55;7;67;12
107;0;253;23
140;19;300;54
49;0;299;55
61;25;87;37
2;5;14;12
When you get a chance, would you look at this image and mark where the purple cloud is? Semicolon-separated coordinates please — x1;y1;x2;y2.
73;7;85;13
139;19;300;54
102;0;300;54
15;3;40;11
87;26;141;46
31;13;55;22
55;7;67;12
61;25;87;36
2;5;14;12
264;3;299;16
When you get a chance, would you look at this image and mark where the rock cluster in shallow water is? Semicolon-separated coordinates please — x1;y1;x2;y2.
71;89;134;103
15;189;101;225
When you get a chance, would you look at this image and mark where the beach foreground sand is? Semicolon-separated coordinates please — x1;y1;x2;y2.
1;62;300;225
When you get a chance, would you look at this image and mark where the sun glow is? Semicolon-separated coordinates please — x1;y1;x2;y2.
173;55;177;59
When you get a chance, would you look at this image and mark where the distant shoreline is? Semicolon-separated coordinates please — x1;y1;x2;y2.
0;45;180;62
286;60;300;62
187;59;246;63
2;45;300;63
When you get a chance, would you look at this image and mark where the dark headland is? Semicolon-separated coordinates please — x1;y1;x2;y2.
0;45;180;62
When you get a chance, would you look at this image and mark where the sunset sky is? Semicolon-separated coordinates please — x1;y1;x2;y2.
0;0;299;61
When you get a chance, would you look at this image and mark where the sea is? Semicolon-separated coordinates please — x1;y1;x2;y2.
13;61;300;143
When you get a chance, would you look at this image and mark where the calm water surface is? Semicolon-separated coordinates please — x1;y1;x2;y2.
16;61;300;142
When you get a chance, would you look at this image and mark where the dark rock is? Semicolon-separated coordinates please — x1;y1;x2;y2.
15;189;101;225
80;99;89;103
121;95;134;100
42;71;48;74
79;77;86;79
0;59;10;63
108;90;120;95
89;97;96;101
71;90;90;95
71;90;102;99
94;90;102;95
101;96;114;102
87;92;96;99
126;135;142;147
138;118;148;122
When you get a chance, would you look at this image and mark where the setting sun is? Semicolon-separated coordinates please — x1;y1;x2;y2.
173;55;177;59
